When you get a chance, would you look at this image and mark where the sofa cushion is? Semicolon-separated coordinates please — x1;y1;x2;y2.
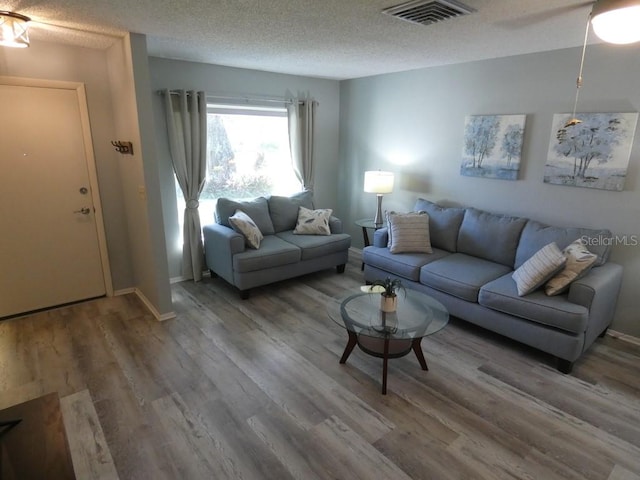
268;190;315;233
420;253;512;302
363;246;450;282
479;274;589;334
229;210;263;249
512;243;566;296
233;235;300;273
386;211;432;254
276;231;351;261
515;220;612;269
545;239;598;296
293;206;332;235
216;196;275;235
413;199;466;252
457;208;527;267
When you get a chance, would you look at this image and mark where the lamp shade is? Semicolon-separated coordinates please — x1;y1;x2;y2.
591;0;640;44
364;171;394;194
0;11;30;48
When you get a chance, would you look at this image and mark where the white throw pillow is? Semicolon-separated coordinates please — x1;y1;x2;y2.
512;242;566;296
545;239;598;296
293;206;333;235
229;210;263;249
386;211;432;254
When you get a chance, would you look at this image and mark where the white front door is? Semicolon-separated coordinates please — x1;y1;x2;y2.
0;80;108;318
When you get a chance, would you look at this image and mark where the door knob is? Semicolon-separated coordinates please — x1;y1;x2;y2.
74;207;91;215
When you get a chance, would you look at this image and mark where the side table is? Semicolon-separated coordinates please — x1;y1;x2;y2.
355;218;381;271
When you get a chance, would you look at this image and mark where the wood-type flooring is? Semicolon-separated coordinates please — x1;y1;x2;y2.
1;252;639;479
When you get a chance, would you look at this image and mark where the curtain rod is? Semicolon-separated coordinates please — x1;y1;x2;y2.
157;90;318;106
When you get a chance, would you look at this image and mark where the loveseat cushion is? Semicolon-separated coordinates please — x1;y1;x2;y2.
420;253;512;302
268;190;314;232
413;198;465;252
363;246;450;281
457;208;527;267
233;235;300;273
216;196;275;235
514;220;612;269
276;231;351;261
479;273;589;334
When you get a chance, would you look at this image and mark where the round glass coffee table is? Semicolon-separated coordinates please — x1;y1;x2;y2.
328;288;449;394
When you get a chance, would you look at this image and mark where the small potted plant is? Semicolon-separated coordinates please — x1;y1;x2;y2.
369;277;405;313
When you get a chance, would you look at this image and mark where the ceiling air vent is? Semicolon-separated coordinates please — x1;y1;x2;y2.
383;0;475;26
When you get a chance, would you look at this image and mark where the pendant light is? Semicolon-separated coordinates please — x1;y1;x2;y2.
591;0;640;44
558;0;640;137
0;11;30;48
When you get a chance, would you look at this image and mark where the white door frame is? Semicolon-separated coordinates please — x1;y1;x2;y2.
1;75;113;296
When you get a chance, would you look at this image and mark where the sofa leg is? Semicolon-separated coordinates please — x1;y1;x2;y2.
336;264;346;274
557;358;573;374
239;289;250;300
209;269;217;278
599;327;609;338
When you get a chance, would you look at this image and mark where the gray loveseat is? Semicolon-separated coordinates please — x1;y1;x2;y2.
363;198;623;373
204;191;351;298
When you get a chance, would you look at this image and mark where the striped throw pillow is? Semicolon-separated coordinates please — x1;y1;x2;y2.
386;211;433;254
512;242;566;296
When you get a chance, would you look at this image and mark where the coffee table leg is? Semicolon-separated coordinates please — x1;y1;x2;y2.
412;338;429;371
382;337;390;395
339;331;358;364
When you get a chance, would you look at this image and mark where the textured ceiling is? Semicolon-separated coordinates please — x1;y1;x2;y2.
4;0;598;80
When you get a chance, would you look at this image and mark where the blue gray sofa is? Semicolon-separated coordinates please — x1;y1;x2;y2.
363;198;623;373
203;191;351;299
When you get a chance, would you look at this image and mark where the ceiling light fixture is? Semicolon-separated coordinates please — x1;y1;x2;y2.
591;0;640;44
0;11;30;48
558;0;640;136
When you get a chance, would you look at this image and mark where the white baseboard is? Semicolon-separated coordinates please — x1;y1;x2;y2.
607;329;640;346
113;287;135;296
114;287;176;322
170;270;211;284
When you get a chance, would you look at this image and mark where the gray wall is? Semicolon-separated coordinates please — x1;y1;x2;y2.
339;43;640;337
106;34;173;317
147;57;341;279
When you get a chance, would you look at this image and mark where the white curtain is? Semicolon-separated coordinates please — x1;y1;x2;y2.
287;96;317;190
163;89;207;281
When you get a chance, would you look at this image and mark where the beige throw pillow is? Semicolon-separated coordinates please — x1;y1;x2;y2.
229;210;263;249
512;242;566;296
293;206;333;235
386;211;432;254
545;239;598;296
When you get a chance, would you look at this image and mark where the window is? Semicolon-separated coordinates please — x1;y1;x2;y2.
175;102;301;227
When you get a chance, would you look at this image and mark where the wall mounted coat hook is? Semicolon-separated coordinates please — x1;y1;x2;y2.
111;141;133;155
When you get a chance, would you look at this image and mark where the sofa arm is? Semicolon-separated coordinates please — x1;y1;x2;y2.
568;262;623;336
203;223;245;284
329;216;343;234
373;227;389;247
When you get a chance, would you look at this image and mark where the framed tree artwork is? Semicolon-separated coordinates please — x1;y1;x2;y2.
544;112;638;191
460;114;527;180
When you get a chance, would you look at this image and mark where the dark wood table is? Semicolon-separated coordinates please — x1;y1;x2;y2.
0;393;76;479
355;218;381;271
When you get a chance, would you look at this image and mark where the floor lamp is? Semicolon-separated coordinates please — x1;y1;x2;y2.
364;171;394;228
